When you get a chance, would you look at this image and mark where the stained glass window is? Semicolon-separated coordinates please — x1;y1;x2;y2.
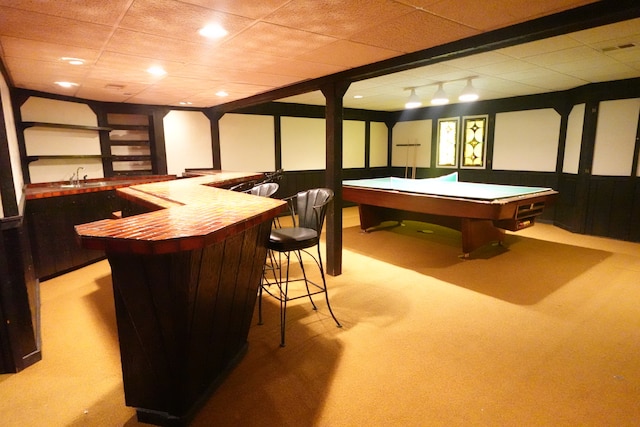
437;118;459;167
462;115;487;168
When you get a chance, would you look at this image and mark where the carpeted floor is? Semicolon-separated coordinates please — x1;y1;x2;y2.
1;207;639;426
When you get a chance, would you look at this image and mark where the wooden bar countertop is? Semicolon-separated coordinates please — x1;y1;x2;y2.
75;171;286;255
25;175;176;199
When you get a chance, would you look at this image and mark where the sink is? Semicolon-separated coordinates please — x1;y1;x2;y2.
82;182;108;187
59;182;109;189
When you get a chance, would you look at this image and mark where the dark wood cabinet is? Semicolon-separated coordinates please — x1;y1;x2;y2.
25;190;121;279
0;219;41;373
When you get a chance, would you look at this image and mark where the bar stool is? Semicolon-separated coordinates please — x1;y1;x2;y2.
258;188;341;347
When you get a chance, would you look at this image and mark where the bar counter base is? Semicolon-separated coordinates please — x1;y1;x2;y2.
135;344;248;427
107;220;272;426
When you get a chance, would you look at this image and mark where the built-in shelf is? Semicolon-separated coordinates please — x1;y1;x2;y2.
26;155;107;163
111;155;151;162
109;124;149;131
106;113;154;177
26;155;155;163
109;140;150;145
22;122;112;131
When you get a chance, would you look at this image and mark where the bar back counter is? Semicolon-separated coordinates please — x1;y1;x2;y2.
75;172;286;426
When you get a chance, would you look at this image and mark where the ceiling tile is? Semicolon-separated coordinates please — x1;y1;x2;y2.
256;57;344;79
263;0;415;38
525;46;606;67
496;35;583;59
0;0;132;25
179;0;291;20
105;29;214;64
604;46;640;64
422;0;598;31
0;36;101;64
564;63;640;82
119;0;254;42
296;40;402;68
470;59;539;77
221;21;338;57
5;57;88;85
183;67;300;88
0;6;113;50
350;10;478;53
548;55;621;75
444;51;513;70
569;17;640;45
513;68;585;88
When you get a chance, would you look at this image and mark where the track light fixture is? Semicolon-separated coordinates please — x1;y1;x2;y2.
459;78;479;102
404;77;479;109
405;88;422;109
431;83;449;105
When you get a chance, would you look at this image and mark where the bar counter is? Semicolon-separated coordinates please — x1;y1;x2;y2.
74;171;285;426
76;172;279;254
25;175;176;199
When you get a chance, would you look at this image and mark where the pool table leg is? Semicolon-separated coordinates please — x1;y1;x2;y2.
460;218;505;256
358;205;403;230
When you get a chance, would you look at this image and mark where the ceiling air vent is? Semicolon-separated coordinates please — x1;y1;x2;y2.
105;84;126;90
601;42;637;52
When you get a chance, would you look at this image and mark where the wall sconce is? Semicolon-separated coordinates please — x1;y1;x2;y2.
459;78;479;102
431;83;449;105
405;88;422;109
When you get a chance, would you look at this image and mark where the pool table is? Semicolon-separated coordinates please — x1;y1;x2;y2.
342;174;558;256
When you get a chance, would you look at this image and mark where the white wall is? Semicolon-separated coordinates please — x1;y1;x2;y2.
563;104;585;174
592;98;640;177
344;120;365;168
219;113;275;172
391;120;432;170
370;122;388;167
164;110;213;175
493;109;560;172
281;117;325;171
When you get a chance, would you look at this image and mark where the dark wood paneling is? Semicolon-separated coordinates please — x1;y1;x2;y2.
586;177;636;241
554;174;580;232
0;220;41;373
630;178;640;242
107;220;272;425
25;190;121;279
278;170;325;199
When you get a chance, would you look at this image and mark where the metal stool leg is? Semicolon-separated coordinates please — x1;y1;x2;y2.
280;251;291;347
316;244;341;328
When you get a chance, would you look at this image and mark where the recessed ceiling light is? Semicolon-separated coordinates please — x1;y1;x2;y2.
60;57;84;65
55;81;78;88
199;24;228;39
147;66;167;76
353;95;363;99
216;91;228;97
179;101;193;105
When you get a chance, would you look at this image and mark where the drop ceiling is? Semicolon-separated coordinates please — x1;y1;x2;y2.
0;0;639;112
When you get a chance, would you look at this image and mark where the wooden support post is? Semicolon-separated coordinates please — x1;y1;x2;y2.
321;81;350;276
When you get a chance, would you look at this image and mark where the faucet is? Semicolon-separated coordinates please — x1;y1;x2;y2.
76;167;84;185
70;167;84;186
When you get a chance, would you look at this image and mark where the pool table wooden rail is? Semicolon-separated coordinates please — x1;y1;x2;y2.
342;185;558;256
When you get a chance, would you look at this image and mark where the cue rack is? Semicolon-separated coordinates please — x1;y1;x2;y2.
396;141;421;179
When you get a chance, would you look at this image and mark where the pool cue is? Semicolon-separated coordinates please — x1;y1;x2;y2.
396;142;421;178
